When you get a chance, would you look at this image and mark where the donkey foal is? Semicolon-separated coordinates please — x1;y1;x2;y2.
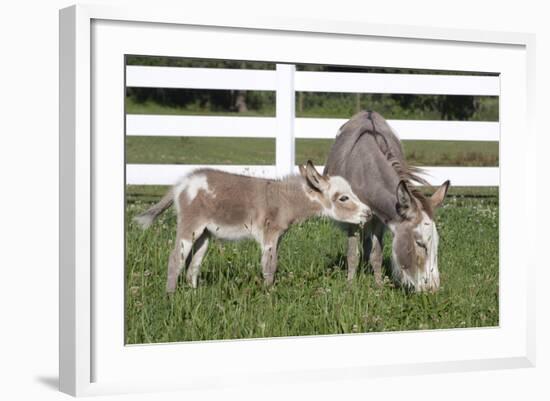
134;161;372;293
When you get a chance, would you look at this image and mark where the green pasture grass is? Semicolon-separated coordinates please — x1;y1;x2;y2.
125;98;275;117
126;136;276;165
125;186;498;344
126;136;498;167
295;139;498;167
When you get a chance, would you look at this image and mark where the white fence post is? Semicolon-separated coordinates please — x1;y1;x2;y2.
276;64;296;176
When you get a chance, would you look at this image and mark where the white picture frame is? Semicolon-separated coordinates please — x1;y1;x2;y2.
59;3;536;397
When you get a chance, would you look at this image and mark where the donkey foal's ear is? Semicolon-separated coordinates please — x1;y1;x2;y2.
305;160;328;192
298;164;307;178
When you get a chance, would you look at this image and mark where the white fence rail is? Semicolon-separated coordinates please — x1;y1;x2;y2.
126;164;499;187
126;115;499;142
126;66;500;96
126;64;499;186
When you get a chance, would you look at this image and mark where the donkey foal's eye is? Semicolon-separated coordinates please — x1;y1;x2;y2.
339;195;349;202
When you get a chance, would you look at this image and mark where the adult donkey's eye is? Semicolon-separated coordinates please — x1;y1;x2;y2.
416;240;427;251
339;195;349;202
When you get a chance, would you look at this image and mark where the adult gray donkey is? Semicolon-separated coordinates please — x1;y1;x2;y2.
324;111;450;292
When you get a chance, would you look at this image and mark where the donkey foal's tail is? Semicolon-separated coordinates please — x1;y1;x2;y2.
133;189;174;229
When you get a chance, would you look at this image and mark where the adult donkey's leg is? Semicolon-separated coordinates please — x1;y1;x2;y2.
362;216;386;286
346;224;361;281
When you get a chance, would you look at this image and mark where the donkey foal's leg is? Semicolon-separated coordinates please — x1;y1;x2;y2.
166;225;206;293
166;236;192;293
346;226;360;281
186;234;209;289
261;236;279;286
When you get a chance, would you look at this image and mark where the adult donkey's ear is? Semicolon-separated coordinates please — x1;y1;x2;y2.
396;180;416;220
304;160;329;192
431;180;450;209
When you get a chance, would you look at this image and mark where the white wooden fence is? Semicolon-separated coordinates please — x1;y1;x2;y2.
125;64;499;186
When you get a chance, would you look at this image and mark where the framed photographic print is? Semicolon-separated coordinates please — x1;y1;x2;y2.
59;3;536;396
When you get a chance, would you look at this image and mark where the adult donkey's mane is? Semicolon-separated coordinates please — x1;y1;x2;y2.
352;111;434;219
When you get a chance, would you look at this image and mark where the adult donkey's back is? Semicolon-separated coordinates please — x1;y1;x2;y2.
324;111;450;292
